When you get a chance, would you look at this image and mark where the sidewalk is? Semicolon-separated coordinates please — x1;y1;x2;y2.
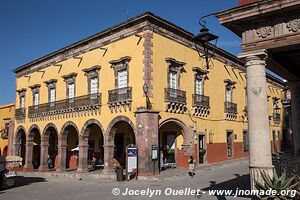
15;158;248;182
158;158;248;180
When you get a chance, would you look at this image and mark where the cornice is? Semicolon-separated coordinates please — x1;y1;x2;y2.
13;12;244;79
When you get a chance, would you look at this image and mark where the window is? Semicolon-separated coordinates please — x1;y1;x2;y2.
195;78;203;95
225;87;232;103
243;130;249;152
169;71;177;89
34;92;39;106
90;77;98;94
20;95;25;108
29;84;41;110
118;69;128;89
62;73;77;107
68;83;75;99
45;79;57;107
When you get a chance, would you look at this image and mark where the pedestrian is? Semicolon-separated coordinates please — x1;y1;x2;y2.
188;156;195;177
160;151;164;171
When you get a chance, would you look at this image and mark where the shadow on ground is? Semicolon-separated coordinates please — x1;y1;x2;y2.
197;174;258;200
0;176;46;192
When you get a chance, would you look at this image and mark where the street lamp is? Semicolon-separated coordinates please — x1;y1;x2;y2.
194;15;219;70
143;83;151;109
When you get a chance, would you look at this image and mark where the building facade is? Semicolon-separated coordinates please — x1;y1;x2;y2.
12;12;285;176
0;103;15;156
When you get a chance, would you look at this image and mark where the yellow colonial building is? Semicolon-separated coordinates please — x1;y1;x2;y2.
12;12;286;175
0;103;15;156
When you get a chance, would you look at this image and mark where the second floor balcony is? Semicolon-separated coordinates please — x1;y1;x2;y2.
108;87;132;112
224;101;237;114
164;88;187;113
273;113;281;124
28;93;101;118
192;94;210;116
15;108;26;120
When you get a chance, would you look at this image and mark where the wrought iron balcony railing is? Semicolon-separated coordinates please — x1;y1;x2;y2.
28;93;101;117
192;94;210;108
273;113;281;124
15;108;26;120
108;87;132;104
224;101;237;114
164;88;186;104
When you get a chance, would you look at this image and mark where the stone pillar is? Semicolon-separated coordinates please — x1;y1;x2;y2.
24;141;33;171
56;136;67;172
239;49;273;189
102;143;115;174
77;134;89;173
13;142;20;157
8;120;14;156
135;108;160;176
288;81;300;154
39;142;49;171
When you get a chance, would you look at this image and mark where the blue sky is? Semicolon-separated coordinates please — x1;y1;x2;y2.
0;0;241;105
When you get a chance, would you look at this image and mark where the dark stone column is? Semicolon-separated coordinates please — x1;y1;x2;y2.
102;143;115;174
24;141;33;171
135;108;160;176
14;142;20;157
39;142;49;171
56;135;67;172
77;134;89;173
8;120;14;156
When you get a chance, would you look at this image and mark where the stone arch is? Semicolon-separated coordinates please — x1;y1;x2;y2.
105;116;136;143
80;119;105;137
3;146;8;156
28;124;41;140
42;123;59;137
159;118;189;143
15;125;26;141
60;121;79;139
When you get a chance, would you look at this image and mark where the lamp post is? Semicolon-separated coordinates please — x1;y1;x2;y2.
194;15;219;70
143;83;151;109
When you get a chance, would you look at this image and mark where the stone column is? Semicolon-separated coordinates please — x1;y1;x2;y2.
13;142;20;157
135;108;160;176
39;142;49;171
239;49;273;189
102;143;115;174
288;81;300;154
24;140;33;171
77;134;89;173
56;136;67;172
8;120;14;156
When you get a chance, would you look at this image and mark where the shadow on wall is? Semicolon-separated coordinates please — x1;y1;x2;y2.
198;174;255;200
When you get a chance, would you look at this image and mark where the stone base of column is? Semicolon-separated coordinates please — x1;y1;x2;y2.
77;168;89;173
56;168;67;173
23;166;34;172
249;165;274;189
38;166;49;172
102;168;115;174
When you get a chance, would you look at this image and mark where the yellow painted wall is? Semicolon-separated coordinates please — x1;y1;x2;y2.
0;103;15;155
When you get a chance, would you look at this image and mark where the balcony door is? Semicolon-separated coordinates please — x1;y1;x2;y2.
90;77;98;104
169;71;178;98
50;88;56;107
68;83;75;107
34;92;39;110
117;69;128;100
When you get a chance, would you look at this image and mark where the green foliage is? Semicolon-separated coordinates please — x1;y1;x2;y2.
254;169;299;200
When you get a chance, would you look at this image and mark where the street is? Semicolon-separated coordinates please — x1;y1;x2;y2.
0;159;252;200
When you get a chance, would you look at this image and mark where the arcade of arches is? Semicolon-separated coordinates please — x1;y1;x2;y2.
13;114;195;175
